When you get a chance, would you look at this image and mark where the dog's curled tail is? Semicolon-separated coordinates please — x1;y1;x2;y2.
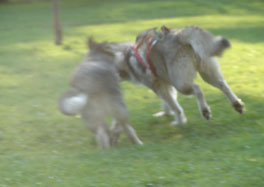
58;88;88;116
177;26;231;59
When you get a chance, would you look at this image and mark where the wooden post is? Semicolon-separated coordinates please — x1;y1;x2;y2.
52;0;62;45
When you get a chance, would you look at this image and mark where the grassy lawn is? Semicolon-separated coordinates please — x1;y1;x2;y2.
0;0;264;186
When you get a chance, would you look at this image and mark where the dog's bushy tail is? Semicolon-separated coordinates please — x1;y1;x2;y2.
58;87;88;116
177;26;231;59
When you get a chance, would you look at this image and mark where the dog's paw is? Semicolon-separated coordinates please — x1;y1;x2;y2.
170;117;187;126
202;107;211;120
233;99;245;114
152;111;173;117
110;132;120;146
170;120;184;126
135;139;144;146
110;137;118;146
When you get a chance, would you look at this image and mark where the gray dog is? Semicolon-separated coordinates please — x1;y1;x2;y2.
102;25;245;125
58;39;143;148
131;26;245;124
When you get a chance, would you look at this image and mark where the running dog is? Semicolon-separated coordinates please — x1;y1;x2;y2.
104;25;245;125
126;25;245;124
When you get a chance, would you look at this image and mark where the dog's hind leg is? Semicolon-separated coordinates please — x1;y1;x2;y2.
110;120;123;146
155;84;187;125
111;118;143;146
191;84;212;120
199;58;245;114
168;55;211;120
96;124;111;149
123;123;143;145
81;111;111;149
110;95;143;146
174;83;211;120
110;119;143;146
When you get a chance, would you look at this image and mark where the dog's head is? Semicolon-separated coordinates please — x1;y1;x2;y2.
112;43;133;81
87;37;131;80
88;37;117;58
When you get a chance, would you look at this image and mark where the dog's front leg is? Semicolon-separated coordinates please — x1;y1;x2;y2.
153;87;177;117
153;100;174;117
155;84;187;126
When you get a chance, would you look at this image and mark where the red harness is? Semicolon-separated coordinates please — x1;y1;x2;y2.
130;25;170;77
146;39;158;76
131;45;147;69
131;36;158;76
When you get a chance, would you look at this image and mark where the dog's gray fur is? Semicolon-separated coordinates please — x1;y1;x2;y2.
108;26;244;125
58;39;143;148
133;26;245;124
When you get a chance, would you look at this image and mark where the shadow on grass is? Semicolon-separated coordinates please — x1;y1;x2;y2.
131;93;264;144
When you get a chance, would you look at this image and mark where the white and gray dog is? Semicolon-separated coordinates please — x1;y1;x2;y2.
58;39;143;148
104;25;245;125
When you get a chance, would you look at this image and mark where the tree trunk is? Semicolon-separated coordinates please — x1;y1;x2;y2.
52;0;62;45
0;0;8;3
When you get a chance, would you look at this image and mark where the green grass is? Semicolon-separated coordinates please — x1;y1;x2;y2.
0;0;264;186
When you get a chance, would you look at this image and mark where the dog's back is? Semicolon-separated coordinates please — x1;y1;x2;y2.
176;26;231;59
134;26;231;82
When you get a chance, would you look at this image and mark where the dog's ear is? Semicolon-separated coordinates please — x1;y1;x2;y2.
161;25;170;35
87;37;115;57
101;44;116;57
87;37;97;50
136;27;157;43
156;25;170;40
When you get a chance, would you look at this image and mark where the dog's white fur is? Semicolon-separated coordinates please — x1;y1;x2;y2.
63;93;88;115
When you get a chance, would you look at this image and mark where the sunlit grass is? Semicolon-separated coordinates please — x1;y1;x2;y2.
0;0;264;186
